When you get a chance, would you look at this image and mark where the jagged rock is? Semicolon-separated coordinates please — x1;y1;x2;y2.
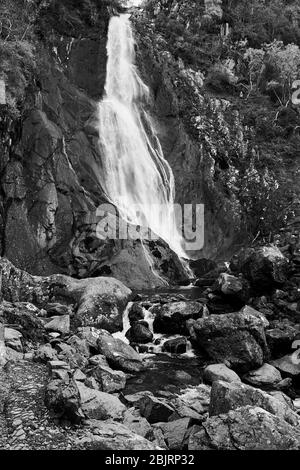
88;364;126;393
266;327;297;358
76;420;159;450
203;364;241;384
76;383;126;420
126;322;153;344
45;315;70;335
153;301;204;334
137;394;175;424
188;406;300;450
0;300;45;342
243;363;282;389
97;330;145;372
271;354;300;378
67;335;90;357
154;418;191;450
34;344;58;363
44;303;72;317
230;246;289;291
73;369;86;382
162;337;188;354
209;380;299;426
45;379;83;423
123;408;153;438
4;328;23;352
188;306;269;373
215;273;250;302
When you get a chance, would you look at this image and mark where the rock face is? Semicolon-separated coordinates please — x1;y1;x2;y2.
230;246;289;291
188;406;300;450
153;301;204;334
209;380;299;426
189;306;269;372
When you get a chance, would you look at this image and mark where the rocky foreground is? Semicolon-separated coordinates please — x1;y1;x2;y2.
0;229;300;450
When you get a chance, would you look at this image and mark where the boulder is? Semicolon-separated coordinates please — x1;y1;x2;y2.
153;301;203;334
136;395;175;424
209;380;299;426
162;337;188;354
77;382;126;420
88;364;126;393
243;363;282;389
266;327;297;358
123;408;153;438
76;420;159;450
128;303;145;324
188;306;269;373
230;246;289;291
126;322;153;344
215;273;250;302
154;418;191;450
271;354;300;378
45;379;83;423
97;330;145;373
4;328;23;352
45;315;70;335
173;385;211;417
203;364;241;384
188;406;300;450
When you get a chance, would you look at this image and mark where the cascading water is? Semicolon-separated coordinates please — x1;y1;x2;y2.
97;14;187;259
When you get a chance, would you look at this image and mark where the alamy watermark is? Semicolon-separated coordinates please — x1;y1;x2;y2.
95;203;205;252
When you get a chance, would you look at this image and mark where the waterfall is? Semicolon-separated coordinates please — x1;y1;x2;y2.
97;14;186;259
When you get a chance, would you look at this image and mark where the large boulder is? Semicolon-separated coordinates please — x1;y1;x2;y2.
126;322;153;344
230;246;289;291
97;330;145;372
188;406;300;450
209;380;299;426
76;420;160;450
188;306;269;373
203;364;241;384
77;382;126;420
153;301;204;334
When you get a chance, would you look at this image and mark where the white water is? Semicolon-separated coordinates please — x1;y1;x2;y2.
97;14;186;258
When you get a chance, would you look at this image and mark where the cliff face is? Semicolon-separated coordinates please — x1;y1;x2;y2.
0;0;189;289
132;0;300;260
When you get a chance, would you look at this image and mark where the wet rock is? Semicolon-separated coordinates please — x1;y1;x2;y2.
97;330;145;373
123;408;153;438
45;315;70;335
162;337;188;354
128;303;145;323
45;379;83;423
76;383;126;420
188;406;300;450
243;363;282;389
188;306;269;373
203;364;241;384
209;380;299;426
154;418;191;450
230;245;289;291
88;364;126;393
215;273;250;303
4;328;23;352
34;344;57;363
77;420;159;450
126;322;153;344
153;301;204;334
